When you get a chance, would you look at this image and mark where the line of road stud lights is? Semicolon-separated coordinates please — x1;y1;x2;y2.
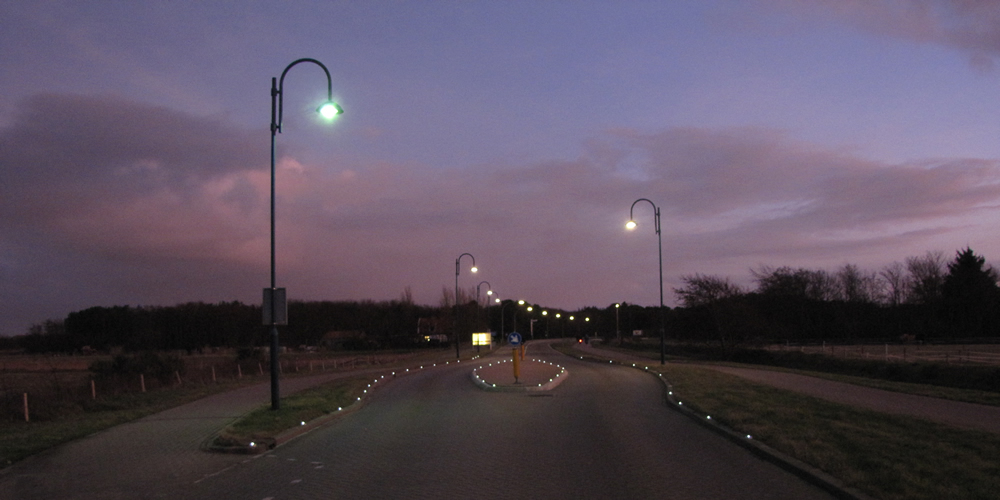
574;354;753;442
471;358;567;388
247;355;482;450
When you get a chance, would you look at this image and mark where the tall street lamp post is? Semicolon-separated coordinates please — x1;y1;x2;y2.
454;253;478;358
626;198;666;365
266;58;343;410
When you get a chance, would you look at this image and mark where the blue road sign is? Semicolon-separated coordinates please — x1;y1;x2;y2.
507;332;522;346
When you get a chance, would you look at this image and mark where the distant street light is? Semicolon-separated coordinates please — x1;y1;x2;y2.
454;253;477;359
476;281;493;307
500;299;511;336
476;281;492;337
626;198;666;365
615;303;621;346
266;58;343;410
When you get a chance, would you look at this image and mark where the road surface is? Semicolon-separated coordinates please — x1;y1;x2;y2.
173;345;836;500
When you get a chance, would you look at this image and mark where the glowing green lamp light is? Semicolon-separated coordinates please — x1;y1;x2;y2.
318;101;344;120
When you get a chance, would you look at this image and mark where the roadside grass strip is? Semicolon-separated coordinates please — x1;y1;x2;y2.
212;375;373;451
661;364;1000;500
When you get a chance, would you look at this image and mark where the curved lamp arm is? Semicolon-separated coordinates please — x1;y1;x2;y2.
272;58;342;136
627;198;661;235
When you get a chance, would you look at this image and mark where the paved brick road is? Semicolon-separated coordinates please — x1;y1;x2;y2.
181;343;836;500
0;342;852;499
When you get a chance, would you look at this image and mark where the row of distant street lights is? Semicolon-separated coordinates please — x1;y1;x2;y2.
264;58;666;409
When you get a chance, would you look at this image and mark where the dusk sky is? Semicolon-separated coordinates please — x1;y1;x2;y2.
3;1;1000;336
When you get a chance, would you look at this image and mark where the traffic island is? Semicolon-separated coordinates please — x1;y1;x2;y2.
470;358;568;392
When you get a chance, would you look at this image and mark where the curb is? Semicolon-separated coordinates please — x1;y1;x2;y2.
469;358;569;392
562;347;874;500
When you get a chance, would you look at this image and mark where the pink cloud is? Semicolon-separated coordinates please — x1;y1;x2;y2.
2;93;999;335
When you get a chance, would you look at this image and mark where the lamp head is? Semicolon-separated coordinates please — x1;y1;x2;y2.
318;101;343;120
625;220;637;230
518;300;525;305
487;290;493;295
470;266;478;273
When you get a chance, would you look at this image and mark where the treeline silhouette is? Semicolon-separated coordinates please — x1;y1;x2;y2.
5;248;998;353
669;247;1000;346
6;300;448;353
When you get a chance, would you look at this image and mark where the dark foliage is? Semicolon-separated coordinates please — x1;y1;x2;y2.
89;351;185;384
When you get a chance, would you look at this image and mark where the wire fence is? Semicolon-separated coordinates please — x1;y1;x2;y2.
0;352;418;423
765;343;1000;365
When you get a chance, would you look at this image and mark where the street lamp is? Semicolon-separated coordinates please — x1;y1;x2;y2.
475;281;492;339
626;198;666;365
476;281;493;307
615;303;621;346
265;58;343;410
454;253;477;359
500;299;511;337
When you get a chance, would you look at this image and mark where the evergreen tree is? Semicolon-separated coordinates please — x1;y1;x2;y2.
941;248;1000;337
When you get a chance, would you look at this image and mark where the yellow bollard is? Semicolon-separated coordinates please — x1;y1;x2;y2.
520;344;526;360
512;348;520;383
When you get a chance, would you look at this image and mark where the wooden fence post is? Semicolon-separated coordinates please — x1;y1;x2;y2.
140;373;146;393
237;364;243;379
91;379;96;400
23;393;29;422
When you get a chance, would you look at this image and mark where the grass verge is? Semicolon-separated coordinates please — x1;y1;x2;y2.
660;364;1000;500
212;375;372;449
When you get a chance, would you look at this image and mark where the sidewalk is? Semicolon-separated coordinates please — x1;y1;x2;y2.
573;341;1000;434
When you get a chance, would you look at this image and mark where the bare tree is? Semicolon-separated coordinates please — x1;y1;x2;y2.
399;286;414;305
835;264;881;303
906;251;946;304
674;274;745;307
751;266;836;301
439;286;454;308
879;261;909;306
